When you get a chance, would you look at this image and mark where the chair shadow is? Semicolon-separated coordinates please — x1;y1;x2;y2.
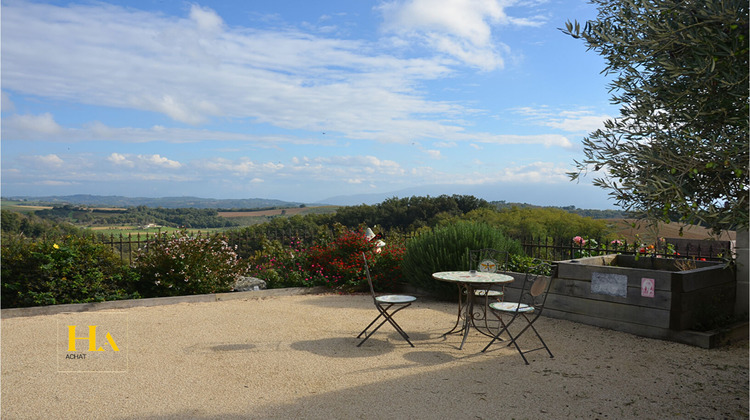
290;337;396;358
289;330;448;359
401;350;458;365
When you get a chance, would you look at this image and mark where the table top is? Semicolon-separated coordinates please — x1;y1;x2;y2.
432;271;514;285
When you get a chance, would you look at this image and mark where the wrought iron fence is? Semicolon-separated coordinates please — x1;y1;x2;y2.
95;228;332;263
519;236;731;262
91;229;732;264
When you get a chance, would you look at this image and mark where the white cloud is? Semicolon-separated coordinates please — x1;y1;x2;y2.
137;154;182;169
36;154;64;166
433;141;457;148
513;106;611;133
426;149;442;158
377;0;545;70
1;91;15;112
197;157;284;175
0;2;464;141
38;180;77;186
544;114;610;132
0;2;567;148
189;4;224;33
107;152;135;167
3;113;62;136
429;160;570;186
470;133;573;148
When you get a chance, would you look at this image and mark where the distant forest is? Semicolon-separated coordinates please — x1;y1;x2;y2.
2;194;630;233
3;194;303;209
2;194;626;242
31;205;238;228
490;201;629;219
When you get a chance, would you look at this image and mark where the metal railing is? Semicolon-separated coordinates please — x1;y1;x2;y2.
519;236;732;262
90;230;733;263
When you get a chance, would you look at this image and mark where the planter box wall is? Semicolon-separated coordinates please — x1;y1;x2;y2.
492;255;737;347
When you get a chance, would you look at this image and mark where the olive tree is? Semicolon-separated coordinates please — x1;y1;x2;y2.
563;0;748;234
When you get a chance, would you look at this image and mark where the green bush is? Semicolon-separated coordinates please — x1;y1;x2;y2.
401;221;522;300
245;237;320;288
246;227;405;292
131;230;244;297
1;234;139;308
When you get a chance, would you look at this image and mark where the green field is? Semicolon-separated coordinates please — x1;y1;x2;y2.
1;199;339;233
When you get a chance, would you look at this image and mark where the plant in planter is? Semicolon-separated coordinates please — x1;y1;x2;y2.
553;253;737;347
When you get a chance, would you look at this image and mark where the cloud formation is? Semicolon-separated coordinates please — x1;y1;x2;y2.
0;1;615;207
378;0;545;70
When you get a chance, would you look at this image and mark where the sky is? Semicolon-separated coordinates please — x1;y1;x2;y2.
1;0;621;208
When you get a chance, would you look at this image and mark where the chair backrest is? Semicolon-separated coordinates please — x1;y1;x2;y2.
469;248;509;273
519;261;555;311
362;253;377;301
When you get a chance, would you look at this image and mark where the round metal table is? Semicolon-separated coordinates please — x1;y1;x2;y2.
432;271;514;349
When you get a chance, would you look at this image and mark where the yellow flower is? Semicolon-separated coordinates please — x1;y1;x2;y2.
53;244;59;249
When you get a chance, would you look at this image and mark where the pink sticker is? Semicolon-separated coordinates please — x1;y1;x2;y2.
641;278;655;298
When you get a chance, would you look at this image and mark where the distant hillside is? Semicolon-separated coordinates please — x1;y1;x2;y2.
3;195;304;209
490;201;630;219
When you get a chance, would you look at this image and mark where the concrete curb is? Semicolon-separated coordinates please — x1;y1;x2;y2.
0;286;330;319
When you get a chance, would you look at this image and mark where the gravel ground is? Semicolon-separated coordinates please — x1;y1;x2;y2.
2;293;748;419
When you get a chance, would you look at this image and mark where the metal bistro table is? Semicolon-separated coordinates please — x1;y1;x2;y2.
432;271;514;350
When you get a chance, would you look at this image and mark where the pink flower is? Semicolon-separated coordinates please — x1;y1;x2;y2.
573;236;587;246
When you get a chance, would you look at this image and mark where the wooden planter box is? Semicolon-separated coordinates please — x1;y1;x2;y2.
497;255;737;348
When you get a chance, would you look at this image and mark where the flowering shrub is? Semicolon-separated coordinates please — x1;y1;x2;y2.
246;228;405;292
571;236;601;258
634;236;677;257
368;239;405;291
305;229;375;289
570;234;682;260
132;230;244;297
1;234;139;308
245;237;315;288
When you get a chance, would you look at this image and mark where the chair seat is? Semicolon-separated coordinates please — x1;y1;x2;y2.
376;295;417;304
489;301;534;313
474;290;503;297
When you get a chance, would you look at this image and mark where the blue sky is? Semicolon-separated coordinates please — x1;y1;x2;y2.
1;0;620;208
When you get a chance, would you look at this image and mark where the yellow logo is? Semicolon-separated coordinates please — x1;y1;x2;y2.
58;312;128;372
67;325;120;352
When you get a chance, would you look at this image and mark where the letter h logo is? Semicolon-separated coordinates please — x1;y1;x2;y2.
68;325;120;352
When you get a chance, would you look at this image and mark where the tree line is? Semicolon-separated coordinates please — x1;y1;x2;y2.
26;205;238;229
3;195;617;243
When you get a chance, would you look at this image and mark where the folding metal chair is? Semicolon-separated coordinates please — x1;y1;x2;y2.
481;261;555;364
357;253;417;347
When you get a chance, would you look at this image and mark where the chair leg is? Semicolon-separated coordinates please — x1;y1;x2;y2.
526;320;554;359
482;315;511;352
506;331;530;365
357;313;385;339
496;314;553;364
357;303;414;347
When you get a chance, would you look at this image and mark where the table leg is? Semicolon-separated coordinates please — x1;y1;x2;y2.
458;284;473;349
442;283;465;336
443;283;504;349
441;283;474;350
